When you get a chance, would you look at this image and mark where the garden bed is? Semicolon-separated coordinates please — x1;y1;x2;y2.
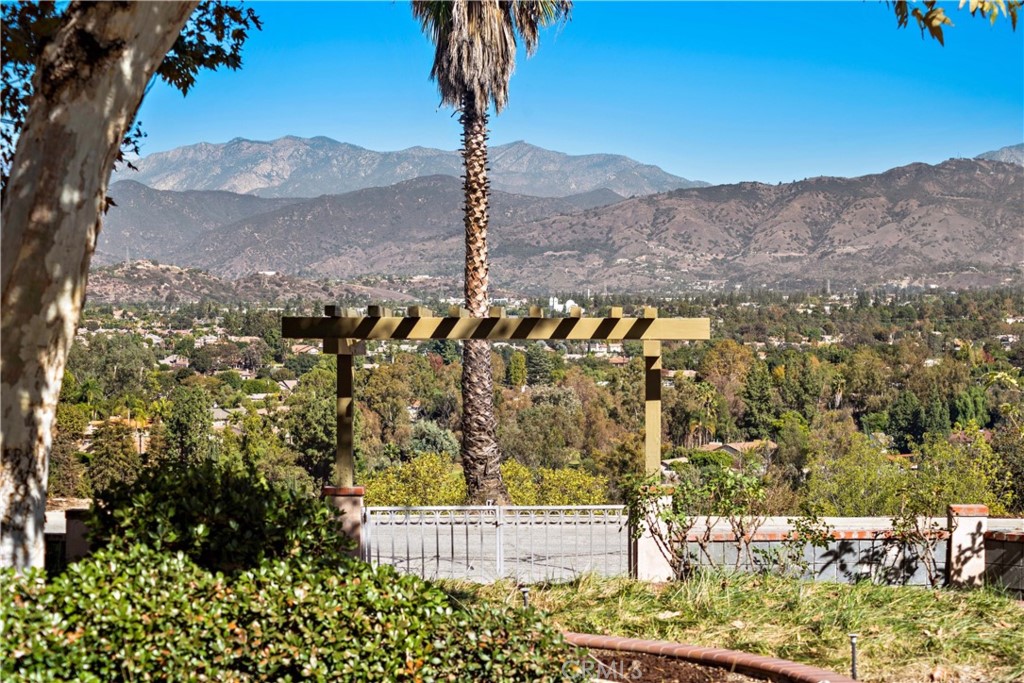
453;571;1024;682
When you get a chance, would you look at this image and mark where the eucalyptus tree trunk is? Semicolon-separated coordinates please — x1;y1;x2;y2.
459;95;509;504
0;1;198;571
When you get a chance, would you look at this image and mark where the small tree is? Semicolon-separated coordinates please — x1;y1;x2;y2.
164;386;213;467
87;422;142;493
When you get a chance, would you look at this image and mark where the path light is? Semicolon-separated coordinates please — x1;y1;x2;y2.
848;633;859;680
520;585;530;608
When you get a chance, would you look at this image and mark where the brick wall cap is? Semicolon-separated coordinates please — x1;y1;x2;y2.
564;631;855;683
322;486;365;497
948;504;989;516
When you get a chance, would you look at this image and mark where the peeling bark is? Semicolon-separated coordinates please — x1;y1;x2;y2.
1;1;198;571
460;98;509;505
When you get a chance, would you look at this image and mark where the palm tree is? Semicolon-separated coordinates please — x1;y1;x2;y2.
412;0;570;503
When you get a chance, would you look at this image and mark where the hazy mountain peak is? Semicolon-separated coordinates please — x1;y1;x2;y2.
118;136;707;198
975;143;1023;166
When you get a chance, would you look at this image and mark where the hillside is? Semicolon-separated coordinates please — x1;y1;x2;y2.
98;158;1023;295
86;261;415;305
488;158;1023;292
190;175;626;278
95;181;299;266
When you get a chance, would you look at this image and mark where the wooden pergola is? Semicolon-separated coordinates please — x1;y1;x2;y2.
282;305;710;487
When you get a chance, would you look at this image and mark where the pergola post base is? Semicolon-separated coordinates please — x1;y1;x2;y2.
322;485;365;558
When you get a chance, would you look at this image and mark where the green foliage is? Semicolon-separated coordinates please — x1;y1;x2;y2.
89;460;350;574
775;352;827;423
87;422;142;493
225;411;314;495
506;350;527;388
50;404;92;497
688;449;735;475
536;467;609;505
888;389;924;452
740;360;775;439
284;352;320;377
992;422;1024;514
526;343;556;386
1;544;582;682
164;385;213;466
753;510;835;578
240;378;279;395
891;0;1021;45
425;338;460;365
363;453;467;506
498;390;584;469
665;378;720;448
804;428;904;516
501;459;540;505
951;384;990;428
282;366;336;485
462;572;1024;682
500;460;609;506
216;369;244;390
913;423;1013;515
64;333;158;407
410;419;460;460
625;464;766;576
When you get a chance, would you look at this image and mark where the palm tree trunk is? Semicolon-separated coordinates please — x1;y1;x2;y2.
459;94;509;504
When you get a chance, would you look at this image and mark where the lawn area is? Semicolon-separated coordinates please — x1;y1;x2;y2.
448;572;1024;683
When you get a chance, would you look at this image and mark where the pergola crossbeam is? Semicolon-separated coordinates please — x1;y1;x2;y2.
282;315;709;342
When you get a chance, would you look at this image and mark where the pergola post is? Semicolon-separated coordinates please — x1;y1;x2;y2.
642;307;662;476
323;305;360;487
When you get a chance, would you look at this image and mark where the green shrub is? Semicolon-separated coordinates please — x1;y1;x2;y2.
2;545;583;682
501;460;609;506
502;459;540;505
363;452;467;506
89;460;352;574
688;449;734;474
536;467;608;505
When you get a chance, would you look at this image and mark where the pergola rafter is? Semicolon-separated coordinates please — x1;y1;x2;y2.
282;305;710;488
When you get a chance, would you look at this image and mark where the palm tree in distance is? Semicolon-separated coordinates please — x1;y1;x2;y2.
412;0;571;503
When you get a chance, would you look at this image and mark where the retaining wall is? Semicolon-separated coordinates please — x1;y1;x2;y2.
680;528;949;586
984;530;1024;598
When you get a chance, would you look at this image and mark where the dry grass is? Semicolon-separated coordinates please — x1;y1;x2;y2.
444;572;1024;683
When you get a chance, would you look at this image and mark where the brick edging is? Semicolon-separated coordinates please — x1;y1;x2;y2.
948;504;988;516
564;632;854;683
322;486;365;496
684;530;950;542
985;531;1024;543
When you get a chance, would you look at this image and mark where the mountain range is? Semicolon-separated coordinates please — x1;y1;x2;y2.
976;143;1024;166
95;140;1024;297
99;176;625;271
116;136;707;198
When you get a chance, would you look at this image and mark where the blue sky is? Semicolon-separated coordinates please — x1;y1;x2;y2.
134;1;1024;185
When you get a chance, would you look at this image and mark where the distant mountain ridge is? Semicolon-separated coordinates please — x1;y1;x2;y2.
976;143;1024;166
117;136;707;198
99;157;1023;294
98;175;625;272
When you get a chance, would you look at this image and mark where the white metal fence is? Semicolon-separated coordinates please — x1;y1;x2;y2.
363;505;629;583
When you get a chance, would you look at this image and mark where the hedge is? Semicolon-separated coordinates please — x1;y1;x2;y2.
2;546;583;681
3;460;584;682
